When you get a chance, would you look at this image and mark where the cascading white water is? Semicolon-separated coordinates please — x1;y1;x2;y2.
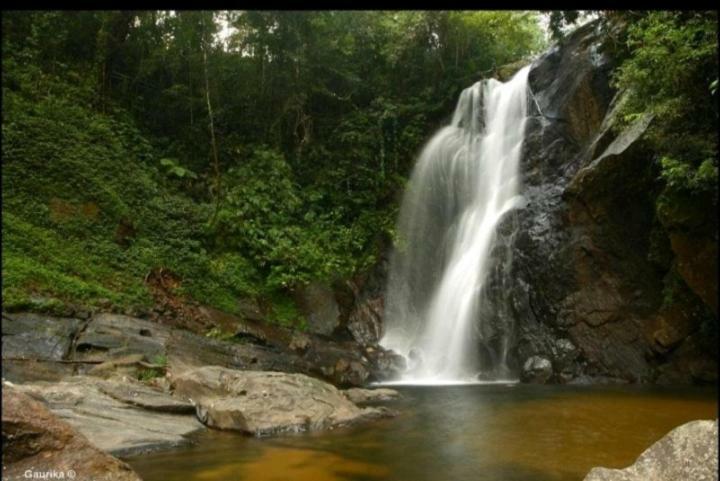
380;65;531;383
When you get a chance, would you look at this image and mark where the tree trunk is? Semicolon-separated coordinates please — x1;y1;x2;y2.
96;11;135;113
203;38;222;225
189;48;194;127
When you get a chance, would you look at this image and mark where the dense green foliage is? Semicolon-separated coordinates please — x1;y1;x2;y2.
607;11;718;311
2;11;544;319
543;10;718;209
6;11;713;326
611;11;718;204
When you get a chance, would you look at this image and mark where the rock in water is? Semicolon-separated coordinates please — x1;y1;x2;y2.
10;376;204;456
343;387;401;404
521;355;553;383
584;419;718;481
171;366;394;435
2;387;142;481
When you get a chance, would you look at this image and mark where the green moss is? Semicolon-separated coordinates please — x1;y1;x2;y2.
151;354;167;367
137;367;164;381
266;292;306;329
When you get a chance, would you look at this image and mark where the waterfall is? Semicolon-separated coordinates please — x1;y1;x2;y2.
380;65;531;383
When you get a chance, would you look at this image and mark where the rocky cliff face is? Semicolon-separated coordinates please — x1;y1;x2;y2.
304;21;717;386
484;20;718;384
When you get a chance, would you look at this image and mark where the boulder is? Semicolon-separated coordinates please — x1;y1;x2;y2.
171;366;394;436
341;243;390;347
2;386;142;481
75;312;170;363
295;282;341;336
521;356;553;384
343;387;401;404
584;419;718;481
10;376;204;456
288;332;311;352
1;312;83;360
97;379;195;414
368;347;407;380
1;312;83;382
165;328;315;379
347;298;384;346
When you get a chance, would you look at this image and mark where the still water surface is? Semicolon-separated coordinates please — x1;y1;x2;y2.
127;384;717;481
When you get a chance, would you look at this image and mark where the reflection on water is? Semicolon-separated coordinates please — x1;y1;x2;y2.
193;447;388;481
127;385;717;481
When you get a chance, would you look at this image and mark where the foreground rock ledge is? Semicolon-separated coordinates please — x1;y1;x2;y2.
343;387;401;404
171;366;396;436
9;376;204;456
2;387;142;481
584;419;718;481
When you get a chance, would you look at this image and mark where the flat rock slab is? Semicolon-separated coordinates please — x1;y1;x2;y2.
584;419;718;481
75;313;171;363
1;359;77;383
2;313;83;382
343;387;401;404
166;329;314;377
2;312;83;360
171;366;395;436
2;386;142;481
97;380;195;414
3;311;397;388
10;376;204;456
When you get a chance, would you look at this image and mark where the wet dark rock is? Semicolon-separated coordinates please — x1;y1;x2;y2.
3;308;403;388
1;312;83;382
343;387;401;404
1;312;82;360
521;356;553;384
366;347;407;381
295;282;341;336
666;229;718;316
302;339;371;387
169;317;400;388
347;298;384;346
584;419;718;481
343;243;390;346
75;313;170;363
165;328;315;378
528;21;615;147
654;332;719;385
477;19;718;384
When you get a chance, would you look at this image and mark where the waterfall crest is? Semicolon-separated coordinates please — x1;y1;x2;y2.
380;65;531;383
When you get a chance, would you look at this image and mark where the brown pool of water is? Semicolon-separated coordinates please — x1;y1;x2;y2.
126;384;717;481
